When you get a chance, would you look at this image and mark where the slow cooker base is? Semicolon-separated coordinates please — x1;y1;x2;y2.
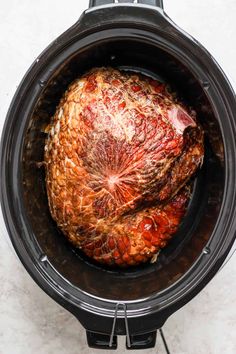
1;1;235;349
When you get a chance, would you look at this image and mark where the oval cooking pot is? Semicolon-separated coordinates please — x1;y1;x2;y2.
1;0;236;350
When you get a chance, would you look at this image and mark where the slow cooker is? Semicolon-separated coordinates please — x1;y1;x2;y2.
1;0;236;350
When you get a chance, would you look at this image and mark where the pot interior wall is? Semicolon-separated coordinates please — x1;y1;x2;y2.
22;38;225;300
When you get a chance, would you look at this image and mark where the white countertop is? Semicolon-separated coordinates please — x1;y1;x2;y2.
0;1;235;353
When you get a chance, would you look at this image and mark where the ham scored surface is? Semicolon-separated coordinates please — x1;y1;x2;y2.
44;68;204;267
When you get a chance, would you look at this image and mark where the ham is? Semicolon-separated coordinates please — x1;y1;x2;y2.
44;68;204;267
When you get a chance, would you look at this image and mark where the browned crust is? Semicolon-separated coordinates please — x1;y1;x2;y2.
44;67;204;267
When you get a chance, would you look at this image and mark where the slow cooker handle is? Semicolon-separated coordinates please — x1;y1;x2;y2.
89;0;164;9
86;330;157;350
85;303;158;349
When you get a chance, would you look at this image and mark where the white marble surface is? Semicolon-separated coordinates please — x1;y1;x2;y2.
0;1;235;353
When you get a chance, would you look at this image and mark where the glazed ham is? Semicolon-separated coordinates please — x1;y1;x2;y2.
44;68;204;267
